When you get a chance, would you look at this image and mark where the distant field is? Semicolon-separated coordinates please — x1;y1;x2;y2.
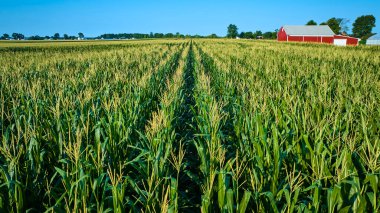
0;39;379;212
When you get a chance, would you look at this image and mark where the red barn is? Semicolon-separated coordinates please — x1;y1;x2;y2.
332;35;360;46
278;25;359;46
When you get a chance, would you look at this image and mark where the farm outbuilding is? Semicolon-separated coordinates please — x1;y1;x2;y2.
278;25;359;46
333;35;360;46
366;35;380;45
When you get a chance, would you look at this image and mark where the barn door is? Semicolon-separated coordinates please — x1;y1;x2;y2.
334;39;347;46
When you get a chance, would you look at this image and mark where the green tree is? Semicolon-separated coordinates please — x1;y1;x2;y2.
154;33;164;38
252;30;263;39
63;34;69;40
326;18;341;34
12;33;18;40
336;18;350;33
207;33;218;38
255;30;263;36
12;33;24;40
306;20;317;25
227;24;238;38
352;15;376;39
53;33;60;40
28;35;43;40
165;33;174;38
241;31;254;39
1;33;10;40
245;32;254;39
263;31;277;39
78;32;84;39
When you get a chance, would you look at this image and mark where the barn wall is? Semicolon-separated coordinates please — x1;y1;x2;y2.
304;36;320;42
347;39;358;46
334;35;359;46
322;37;334;43
288;36;333;44
277;27;287;41
288;36;303;42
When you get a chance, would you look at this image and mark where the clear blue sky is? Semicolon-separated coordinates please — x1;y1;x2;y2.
1;0;379;37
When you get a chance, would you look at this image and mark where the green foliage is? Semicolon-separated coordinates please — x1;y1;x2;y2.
11;33;24;40
239;32;254;39
78;32;84;39
0;39;379;212
306;20;317;25
194;39;380;212
359;39;367;45
227;24;238;38
53;33;60;40
352;15;376;39
320;17;349;34
1;33;10;40
263;31;277;39
327;17;341;34
207;34;219;38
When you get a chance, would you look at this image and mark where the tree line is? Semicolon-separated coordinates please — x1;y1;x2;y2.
97;32;186;39
227;24;277;39
0;32;221;40
305;15;376;39
0;30;277;41
97;32;229;39
0;32;85;40
1;33;25;40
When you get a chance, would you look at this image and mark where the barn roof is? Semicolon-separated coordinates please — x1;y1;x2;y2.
368;34;379;40
283;25;335;36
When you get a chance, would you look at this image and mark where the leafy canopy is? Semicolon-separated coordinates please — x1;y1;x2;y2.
352;15;376;39
227;24;238;38
306;20;317;25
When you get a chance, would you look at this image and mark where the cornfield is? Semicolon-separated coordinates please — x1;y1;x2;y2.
0;39;379;212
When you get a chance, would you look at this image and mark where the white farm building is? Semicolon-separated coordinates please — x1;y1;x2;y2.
367;34;380;45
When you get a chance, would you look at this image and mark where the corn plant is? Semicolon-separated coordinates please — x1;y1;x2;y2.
0;39;379;212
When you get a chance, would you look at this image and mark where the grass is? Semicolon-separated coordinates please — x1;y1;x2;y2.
0;39;379;212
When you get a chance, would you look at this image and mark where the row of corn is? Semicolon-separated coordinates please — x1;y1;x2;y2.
0;39;379;212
